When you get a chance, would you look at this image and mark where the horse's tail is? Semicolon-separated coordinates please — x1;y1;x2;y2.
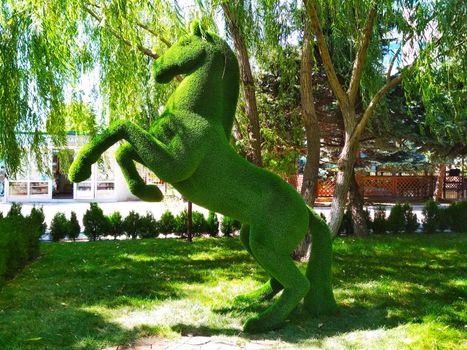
303;206;338;315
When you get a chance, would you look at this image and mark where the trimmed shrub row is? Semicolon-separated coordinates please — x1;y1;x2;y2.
49;203;241;241
0;204;46;287
339;200;467;234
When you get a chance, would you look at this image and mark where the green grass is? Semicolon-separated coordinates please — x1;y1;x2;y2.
0;233;465;349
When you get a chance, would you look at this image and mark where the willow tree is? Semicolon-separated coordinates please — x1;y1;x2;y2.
304;0;465;236
0;0;187;174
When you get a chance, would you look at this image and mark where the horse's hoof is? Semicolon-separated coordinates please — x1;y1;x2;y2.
68;162;92;183
243;315;283;333
133;184;164;202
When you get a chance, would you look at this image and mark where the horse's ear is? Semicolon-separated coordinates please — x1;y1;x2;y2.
191;20;202;36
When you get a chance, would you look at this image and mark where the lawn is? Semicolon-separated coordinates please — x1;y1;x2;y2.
0;233;465;349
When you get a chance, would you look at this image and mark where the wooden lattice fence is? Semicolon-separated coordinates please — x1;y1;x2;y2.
289;174;439;200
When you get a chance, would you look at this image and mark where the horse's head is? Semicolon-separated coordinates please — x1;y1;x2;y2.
154;21;213;83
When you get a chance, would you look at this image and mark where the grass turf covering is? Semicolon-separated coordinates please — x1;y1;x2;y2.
0;234;465;350
68;20;335;331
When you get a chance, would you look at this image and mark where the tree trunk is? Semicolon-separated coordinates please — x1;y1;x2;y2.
294;17;320;261
434;164;446;200
329;108;359;237
187;201;193;243
222;3;263;167
349;170;368;236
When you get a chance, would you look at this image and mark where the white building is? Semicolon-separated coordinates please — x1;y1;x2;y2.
0;134;165;203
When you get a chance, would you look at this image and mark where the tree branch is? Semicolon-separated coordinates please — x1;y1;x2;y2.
349;74;403;145
347;5;377;105
386;44;401;81
304;0;348;107
134;20;172;48
83;6;160;60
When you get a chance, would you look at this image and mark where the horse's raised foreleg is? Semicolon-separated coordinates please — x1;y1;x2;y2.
69;120;178;184
235;224;283;304
115;143;164;202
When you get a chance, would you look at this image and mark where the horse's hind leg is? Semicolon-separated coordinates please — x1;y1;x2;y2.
243;223;310;333
115;143;164;202
235;224;283;303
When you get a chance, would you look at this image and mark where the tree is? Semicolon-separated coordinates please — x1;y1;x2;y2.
304;0;465;236
108;211;125;240
83;203;109;241
0;0;186;174
123;211;141;239
221;2;263;167
68;211;81;241
49;212;68;242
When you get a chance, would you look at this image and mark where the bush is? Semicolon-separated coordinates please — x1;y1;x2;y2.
27;206;46;257
140;212;159;239
68;212;81;241
83;203;110;241
0;214;43;288
403;203;419;233
159;210;177;234
49;212;69;242
422;199;440;234
338;208;353;235
387;204;406;234
7;203;23;218
192;211;207;236
108;212;125;239
221;216;238;237
206;211;219;237
175;209;188;236
123;211;141;239
446;201;467;232
371;206;387;234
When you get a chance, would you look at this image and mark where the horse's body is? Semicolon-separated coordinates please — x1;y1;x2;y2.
69;22;336;332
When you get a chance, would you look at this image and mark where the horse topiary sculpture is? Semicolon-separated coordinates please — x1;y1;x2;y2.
69;21;337;332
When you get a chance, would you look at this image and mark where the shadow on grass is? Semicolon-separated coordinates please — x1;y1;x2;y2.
0;234;464;349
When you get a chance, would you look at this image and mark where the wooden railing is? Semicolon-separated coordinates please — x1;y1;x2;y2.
289;174;438;200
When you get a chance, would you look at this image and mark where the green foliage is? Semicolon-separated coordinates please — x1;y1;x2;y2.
221;216;235;237
206;211;219;237
387;203;419;234
140;212;159;239
403;203;419;234
159;210;177;234
7;203;23;218
68;212;81;241
123;211;141;240
387;204;406;234
175;209;188;236
192;211;207;236
27;206;47;257
83;203;110;241
371;206;388;234
0;213;43;286
0;218;27;283
422;200;441;234
49;213;69;242
446;201;467;233
108;212;125;240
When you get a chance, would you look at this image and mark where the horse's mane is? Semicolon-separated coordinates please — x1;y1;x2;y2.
209;33;240;137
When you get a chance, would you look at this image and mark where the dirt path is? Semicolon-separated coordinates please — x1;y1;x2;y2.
103;335;286;350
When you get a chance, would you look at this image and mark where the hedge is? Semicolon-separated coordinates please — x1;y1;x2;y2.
0;207;46;288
